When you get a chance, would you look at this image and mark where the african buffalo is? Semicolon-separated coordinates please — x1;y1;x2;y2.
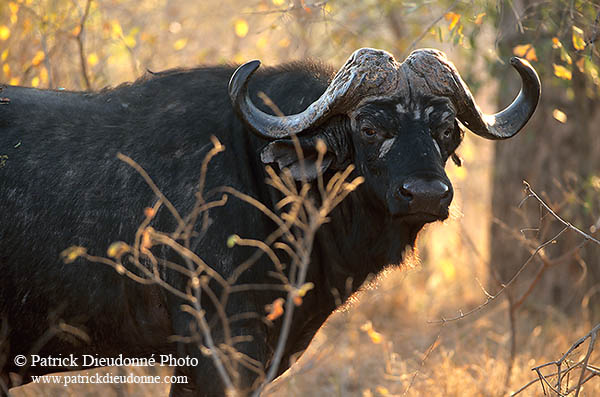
0;48;540;396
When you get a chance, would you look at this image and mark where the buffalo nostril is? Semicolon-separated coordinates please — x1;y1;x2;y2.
398;184;414;201
439;183;450;199
396;178;453;214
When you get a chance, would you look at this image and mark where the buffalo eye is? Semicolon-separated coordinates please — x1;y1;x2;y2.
362;127;377;138
442;128;453;139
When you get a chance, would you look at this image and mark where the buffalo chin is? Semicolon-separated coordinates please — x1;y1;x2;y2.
392;211;449;227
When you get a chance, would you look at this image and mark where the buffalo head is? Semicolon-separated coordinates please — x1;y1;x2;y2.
229;48;540;223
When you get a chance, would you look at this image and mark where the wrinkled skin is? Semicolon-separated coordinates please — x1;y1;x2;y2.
349;96;462;219
0;51;528;397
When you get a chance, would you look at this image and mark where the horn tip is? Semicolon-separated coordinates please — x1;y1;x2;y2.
509;57;538;81
509;56;530;69
229;59;262;100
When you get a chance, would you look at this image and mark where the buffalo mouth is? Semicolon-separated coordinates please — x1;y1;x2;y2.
397;211;447;224
387;175;453;223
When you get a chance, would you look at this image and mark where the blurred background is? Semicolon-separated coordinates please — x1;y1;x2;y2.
1;0;599;395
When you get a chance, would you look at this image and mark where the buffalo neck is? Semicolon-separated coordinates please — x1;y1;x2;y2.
308;181;423;308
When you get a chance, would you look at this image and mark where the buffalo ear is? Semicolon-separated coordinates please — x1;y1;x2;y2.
260;139;334;181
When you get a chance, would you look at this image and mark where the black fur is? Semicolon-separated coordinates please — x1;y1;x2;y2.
0;60;462;396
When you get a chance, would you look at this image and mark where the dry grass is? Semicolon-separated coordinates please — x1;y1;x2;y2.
12;256;600;397
265;267;600;397
12;135;600;396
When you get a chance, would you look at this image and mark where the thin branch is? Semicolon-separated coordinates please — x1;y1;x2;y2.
432;180;600;324
403;0;459;58
402;325;444;396
523;181;600;246
180;305;235;392
40;34;54;89
117;153;187;231
429;224;569;324
75;0;92;90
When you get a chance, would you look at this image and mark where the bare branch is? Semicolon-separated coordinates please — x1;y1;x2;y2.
432;180;600;324
75;0;92;90
403;0;459;58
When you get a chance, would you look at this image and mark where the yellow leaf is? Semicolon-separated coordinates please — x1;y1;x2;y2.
9;2;19;15
23;17;31;34
173;38;188;51
234;19;249;38
368;328;383;344
513;44;528;57
572;26;586;51
71;25;81;37
60;246;87;264
440;258;456;281
140;32;155;44
1;49;8;62
301;0;312;13
10;14;17;25
107;241;129;258
553;64;572;80
0;25;10;41
587;60;599;85
265;298;285;321
31;50;44;66
123;35;136;48
2;63;10;78
144;206;156;219
552;109;567;123
560;47;572;65
31;76;39;87
111;21;123;39
278;37;290;47
376;386;390;396
298;282;314;296
9;77;19;85
576;57;585;73
87;52;99;67
272;0;285;5
512;44;537;61
445;12;461;31
444;12;458;21
474;12;485;25
552;37;562;49
360;321;383;344
227;234;239;248
40;66;48;84
256;36;268;49
233;53;244;64
293;282;314;305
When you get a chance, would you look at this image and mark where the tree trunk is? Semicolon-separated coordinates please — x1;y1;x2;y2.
490;0;600;318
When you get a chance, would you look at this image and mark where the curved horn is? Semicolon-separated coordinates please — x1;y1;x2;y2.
228;60;329;139
229;48;403;139
459;57;541;140
404;49;541;140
